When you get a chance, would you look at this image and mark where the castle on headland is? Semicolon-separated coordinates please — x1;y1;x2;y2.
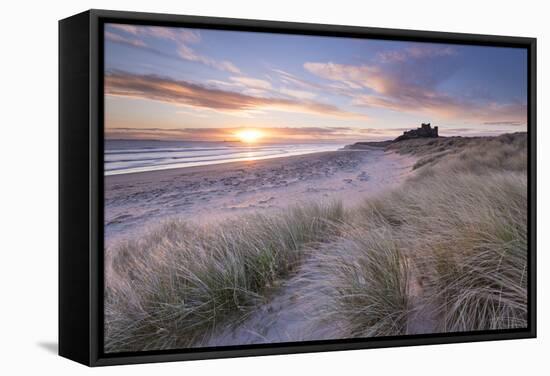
394;123;438;142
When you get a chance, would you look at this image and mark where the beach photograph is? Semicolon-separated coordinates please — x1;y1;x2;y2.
102;23;528;352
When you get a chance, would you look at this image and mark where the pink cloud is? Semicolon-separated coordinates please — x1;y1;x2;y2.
105;31;147;48
146;26;200;44
178;45;241;74
229;76;272;90
304;60;526;125
105;71;368;120
279;87;317;100
109;24;200;44
105;125;521;142
105;126;368;142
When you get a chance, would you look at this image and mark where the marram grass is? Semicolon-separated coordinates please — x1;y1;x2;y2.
105;133;527;351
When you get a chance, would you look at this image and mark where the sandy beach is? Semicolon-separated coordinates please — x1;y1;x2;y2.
104;148;416;244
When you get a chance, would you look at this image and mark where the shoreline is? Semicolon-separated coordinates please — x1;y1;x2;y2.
106;150;343;182
105;145;348;176
105;149;416;245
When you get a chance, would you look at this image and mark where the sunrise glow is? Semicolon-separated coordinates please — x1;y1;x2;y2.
235;129;264;143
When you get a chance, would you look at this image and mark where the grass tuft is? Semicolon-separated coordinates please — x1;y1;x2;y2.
313;226;410;337
105;201;344;352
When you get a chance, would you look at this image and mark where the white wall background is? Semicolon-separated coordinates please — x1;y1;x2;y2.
0;0;547;373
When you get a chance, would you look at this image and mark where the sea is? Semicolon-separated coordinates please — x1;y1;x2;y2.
104;139;347;176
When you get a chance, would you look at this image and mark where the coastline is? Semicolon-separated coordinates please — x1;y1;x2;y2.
105;148;416;245
105;142;346;176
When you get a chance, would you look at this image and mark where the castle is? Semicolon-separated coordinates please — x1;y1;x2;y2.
394;123;438;142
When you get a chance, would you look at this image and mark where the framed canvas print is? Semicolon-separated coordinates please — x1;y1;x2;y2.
59;9;536;366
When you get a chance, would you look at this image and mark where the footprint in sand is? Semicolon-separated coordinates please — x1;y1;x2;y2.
258;197;275;204
357;171;370;181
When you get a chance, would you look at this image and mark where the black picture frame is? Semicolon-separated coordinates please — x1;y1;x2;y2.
59;9;537;367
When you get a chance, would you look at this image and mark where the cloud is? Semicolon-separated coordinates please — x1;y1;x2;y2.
304;62;385;91
229;76;272;90
145;26;201;44
352;92;527;125
483;120;525;126
105;124;523;142
106;127;230;140
210;75;315;100
106;24;240;73
376;45;456;63
304;55;458;97
108;24;200;44
105;31;147;48
273;68;358;98
105;71;368;119
273;69;324;90
304;56;527;125
208;75;316;101
438;127;524;137
105;126;367;141
108;24;140;34
279;88;317;100
178;45;241;73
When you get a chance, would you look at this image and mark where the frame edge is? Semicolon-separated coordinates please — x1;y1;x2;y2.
72;8;537;366
59;10;93;367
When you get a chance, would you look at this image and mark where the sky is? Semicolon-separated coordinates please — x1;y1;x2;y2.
104;23;528;143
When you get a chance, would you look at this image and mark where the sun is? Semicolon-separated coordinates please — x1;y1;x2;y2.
235;129;264;143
